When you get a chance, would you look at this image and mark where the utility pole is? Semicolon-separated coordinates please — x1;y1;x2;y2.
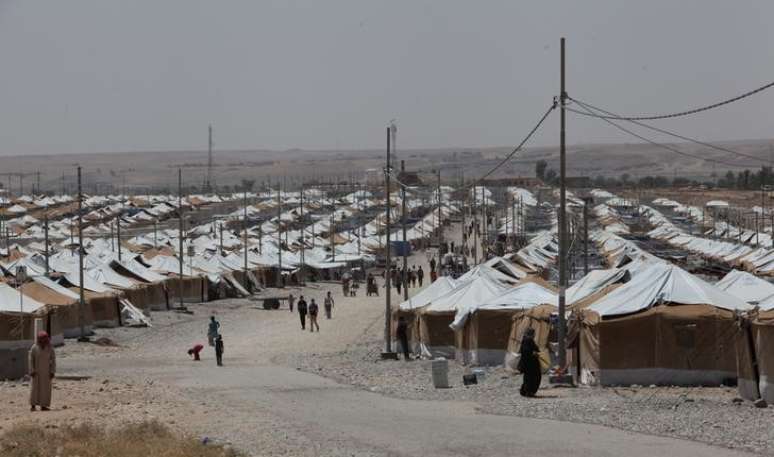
557;37;569;374
583;198;590;275
401;160;408;301
77;166;88;341
437;170;442;248
300;182;306;285
243;190;249;285
473;187;479;265
178;169;185;309
461;189;466;256
330;214;336;262
205;124;214;193
44;213;50;275
277;186;283;287
116;213;122;261
384;125;393;355
219;221;224;255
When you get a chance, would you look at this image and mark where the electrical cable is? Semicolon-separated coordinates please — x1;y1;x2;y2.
569;97;768;164
464;101;557;191
567;80;774;121
567;102;752;169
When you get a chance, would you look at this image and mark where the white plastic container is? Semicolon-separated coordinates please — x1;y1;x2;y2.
431;358;450;388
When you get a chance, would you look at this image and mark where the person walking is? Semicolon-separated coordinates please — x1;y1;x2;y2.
214;334;224;367
396;316;411;361
288;293;295;313
308;298;320;332
324;291;334;319
297;295;308;330
29;331;55;411
429;256;437;274
417;266;424;287
207;316;220;346
518;328;541;397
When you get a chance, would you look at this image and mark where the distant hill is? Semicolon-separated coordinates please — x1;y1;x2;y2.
0;139;772;194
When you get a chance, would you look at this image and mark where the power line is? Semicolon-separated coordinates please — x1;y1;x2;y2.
568;101;748;169
465;101;557;190
567;79;774;121
568;97;768;164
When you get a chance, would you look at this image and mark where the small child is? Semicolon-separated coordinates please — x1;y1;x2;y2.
214;335;224;366
188;343;204;361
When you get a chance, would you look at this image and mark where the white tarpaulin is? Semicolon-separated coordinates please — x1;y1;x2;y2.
715;269;774;305
398;277;459;311
588;262;751;317
450;281;556;331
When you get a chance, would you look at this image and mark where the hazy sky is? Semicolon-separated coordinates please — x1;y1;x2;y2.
1;0;773;156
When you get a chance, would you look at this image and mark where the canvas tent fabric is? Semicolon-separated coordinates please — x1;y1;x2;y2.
453;282;557;366
418;275;507;359
594;305;739;386
505;303;557;373
716;269;774;305
588;262;751;317
392;277;460;355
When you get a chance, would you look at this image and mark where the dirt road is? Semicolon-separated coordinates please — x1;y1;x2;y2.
37;261;751;457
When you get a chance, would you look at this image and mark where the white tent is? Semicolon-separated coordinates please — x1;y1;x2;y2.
715;269;774;305
588;262;751;317
398;277;459;311
450;281;556;331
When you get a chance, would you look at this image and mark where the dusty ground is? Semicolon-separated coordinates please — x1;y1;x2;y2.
1;246;767;456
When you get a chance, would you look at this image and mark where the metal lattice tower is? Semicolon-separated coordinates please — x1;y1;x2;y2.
204;124;214;193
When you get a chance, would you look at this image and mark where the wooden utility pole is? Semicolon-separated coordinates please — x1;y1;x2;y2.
583;198;590;275
329;214;336;262
243;190;249;282
44;213;50;275
178;169;184;309
116;213;123;262
557;37;568;372
401;160;408;301
473;186;479;265
437;169;442;247
277;186;283;287
219;221;224;255
300;183;306;285
77;166;88;341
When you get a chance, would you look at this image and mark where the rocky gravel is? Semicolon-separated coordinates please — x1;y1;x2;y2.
284;331;774;455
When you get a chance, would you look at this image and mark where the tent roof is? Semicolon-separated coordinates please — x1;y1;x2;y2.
0;283;46;313
449;280;557;331
588;262;751;317
715;269;774;305
422;275;508;314
398;276;459;311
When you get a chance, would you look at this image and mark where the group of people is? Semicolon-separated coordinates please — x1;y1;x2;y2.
188;316;225;366
288;291;335;332
386;265;425;294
